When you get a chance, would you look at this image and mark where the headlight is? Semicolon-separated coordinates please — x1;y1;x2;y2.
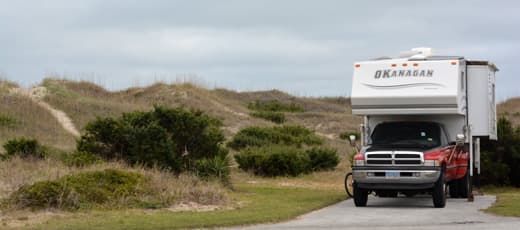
423;160;439;166
354;160;365;166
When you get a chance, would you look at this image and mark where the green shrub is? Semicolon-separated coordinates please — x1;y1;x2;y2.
77;106;228;173
227;126;322;150
235;146;311;177
250;111;285;124
247;100;304;112
481;117;520;186
235;145;339;177
0;114;18;128
2;138;46;159
306;147;339;171
339;131;360;140
62;151;103;167
9;169;144;210
194;156;231;185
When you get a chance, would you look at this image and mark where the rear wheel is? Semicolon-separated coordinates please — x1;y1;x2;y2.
458;167;470;198
353;182;368;207
432;168;447;208
449;180;459;198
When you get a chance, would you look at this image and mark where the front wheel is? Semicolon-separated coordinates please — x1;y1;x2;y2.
353;182;368;207
344;172;354;197
432;169;447;208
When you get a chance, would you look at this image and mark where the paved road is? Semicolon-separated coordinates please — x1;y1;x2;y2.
232;195;520;230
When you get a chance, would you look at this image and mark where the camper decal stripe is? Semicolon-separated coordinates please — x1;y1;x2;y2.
362;83;445;89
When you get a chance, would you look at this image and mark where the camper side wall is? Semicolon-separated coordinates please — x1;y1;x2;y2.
467;64;497;140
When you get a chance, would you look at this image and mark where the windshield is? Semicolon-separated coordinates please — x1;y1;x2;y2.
370;122;441;149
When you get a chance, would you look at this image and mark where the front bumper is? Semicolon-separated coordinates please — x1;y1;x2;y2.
352;166;441;190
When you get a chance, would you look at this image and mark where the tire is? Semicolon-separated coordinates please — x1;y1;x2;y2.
432;168;447;208
344;173;354;197
448;180;459;198
457;168;470;198
353;182;368;207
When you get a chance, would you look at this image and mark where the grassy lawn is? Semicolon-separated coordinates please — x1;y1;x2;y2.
27;184;345;230
483;187;520;217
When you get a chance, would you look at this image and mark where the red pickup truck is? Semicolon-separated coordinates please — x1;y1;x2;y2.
351;121;470;208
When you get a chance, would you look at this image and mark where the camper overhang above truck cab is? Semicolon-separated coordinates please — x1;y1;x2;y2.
351;55;497;117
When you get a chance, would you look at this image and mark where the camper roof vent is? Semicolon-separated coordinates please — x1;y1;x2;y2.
400;47;434;60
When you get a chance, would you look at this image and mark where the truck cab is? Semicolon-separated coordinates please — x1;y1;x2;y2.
352;121;469;207
349;48;497;208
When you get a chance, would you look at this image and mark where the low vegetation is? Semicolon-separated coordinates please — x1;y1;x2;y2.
247;100;304;113
230;125;339;177
250;111;285;124
31;185;345;230
1;138;46;160
227;125;323;150
0;114;18;128
247;100;304;123
62;151;103;167
235;146;339;176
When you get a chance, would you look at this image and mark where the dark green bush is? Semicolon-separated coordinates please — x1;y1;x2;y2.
247;100;304;112
235;146;311;177
194;156;231;185
9;169;144;210
306;147;339;171
77;106;227;173
234;146;339;177
339;131;360;140
250;111;285;124
2;138;46;159
480;117;520;186
62;151;103;167
227;126;322;150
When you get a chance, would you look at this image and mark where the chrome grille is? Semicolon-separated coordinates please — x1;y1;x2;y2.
365;151;423;166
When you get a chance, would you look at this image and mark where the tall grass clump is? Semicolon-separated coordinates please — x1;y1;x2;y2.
0;159;230;211
8;169;144;210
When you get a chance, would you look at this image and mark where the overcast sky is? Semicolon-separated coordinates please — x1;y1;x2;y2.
1;0;519;99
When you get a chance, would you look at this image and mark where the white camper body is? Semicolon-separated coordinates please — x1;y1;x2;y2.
350;48;498;191
351;51;498;143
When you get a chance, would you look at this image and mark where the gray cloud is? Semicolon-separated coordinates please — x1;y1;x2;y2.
0;0;519;99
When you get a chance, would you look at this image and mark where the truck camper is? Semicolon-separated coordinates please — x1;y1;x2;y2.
350;48;498;208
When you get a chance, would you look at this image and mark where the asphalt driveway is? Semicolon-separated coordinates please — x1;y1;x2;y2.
231;195;520;230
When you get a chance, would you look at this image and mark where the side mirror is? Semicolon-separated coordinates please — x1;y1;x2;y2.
349;135;357;147
456;134;465;147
